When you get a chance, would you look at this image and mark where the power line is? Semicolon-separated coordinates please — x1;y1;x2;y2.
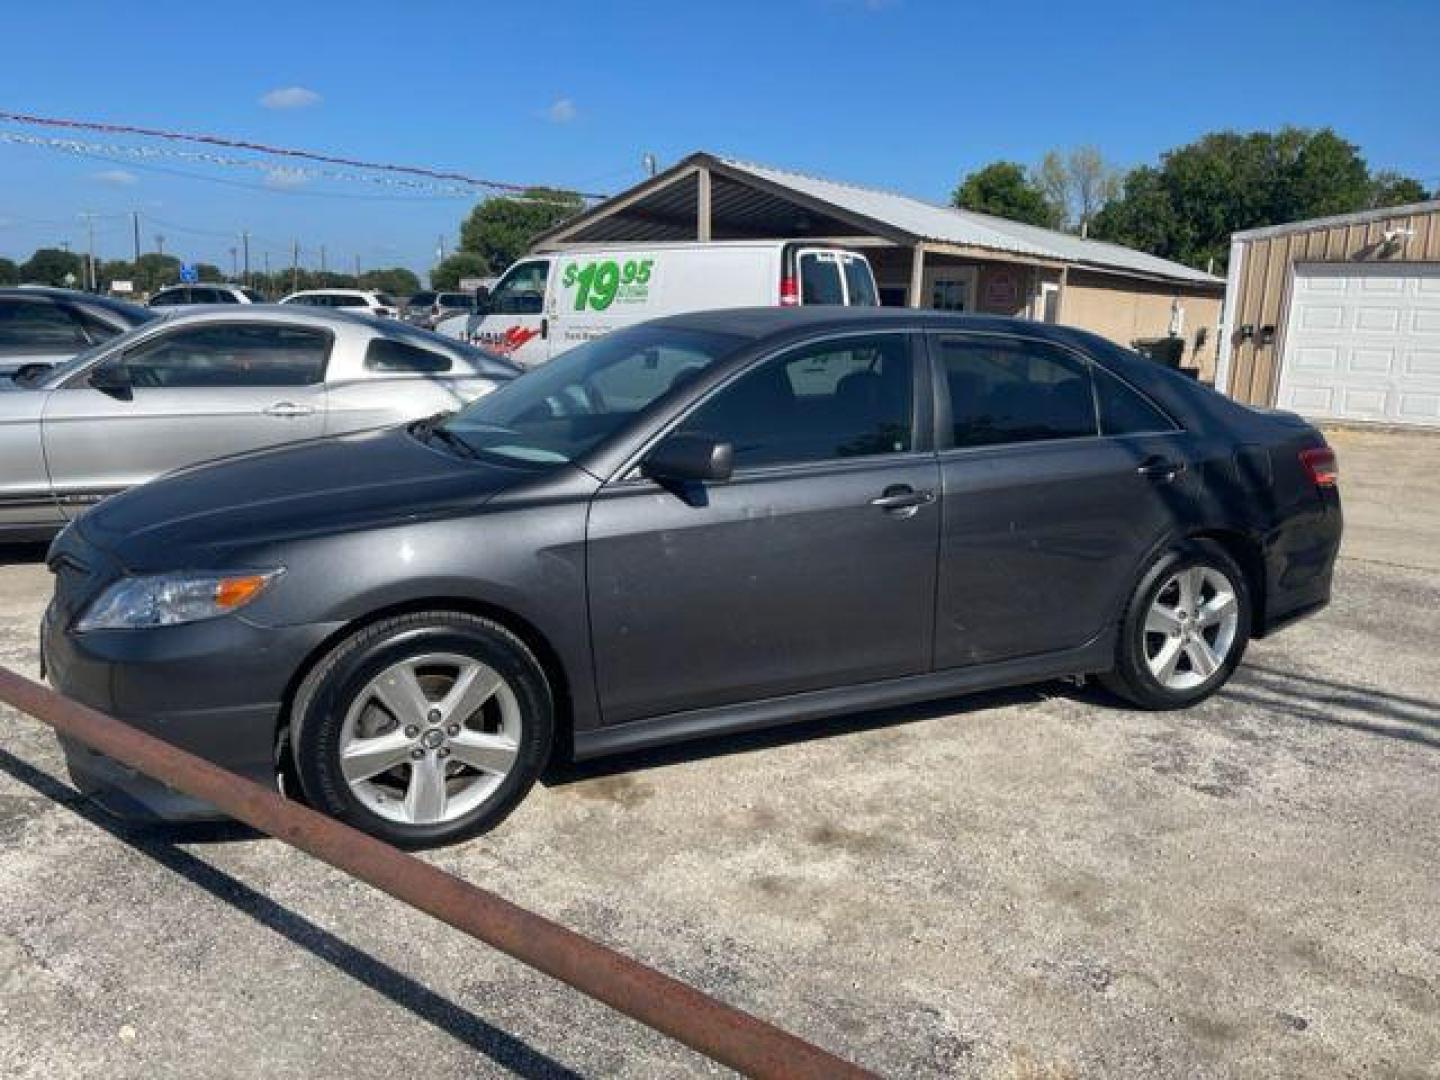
0;108;607;199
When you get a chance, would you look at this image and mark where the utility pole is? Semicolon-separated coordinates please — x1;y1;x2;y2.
436;234;446;262
319;244;327;275
291;240;299;294
353;254;360;281
229;246;239;280
80;212;98;292
241;231;250;286
155;234;165;256
131;211;141;263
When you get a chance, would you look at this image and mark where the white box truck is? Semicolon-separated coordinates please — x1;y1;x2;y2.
438;240;879;367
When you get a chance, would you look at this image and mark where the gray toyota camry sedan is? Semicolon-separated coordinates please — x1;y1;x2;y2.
0;305;516;539
42;308;1342;847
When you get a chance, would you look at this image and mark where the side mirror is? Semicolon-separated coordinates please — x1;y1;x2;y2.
88;364;133;398
641;433;734;485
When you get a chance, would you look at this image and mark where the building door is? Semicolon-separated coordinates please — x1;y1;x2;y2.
1276;263;1440;427
1038;282;1061;323
922;265;977;311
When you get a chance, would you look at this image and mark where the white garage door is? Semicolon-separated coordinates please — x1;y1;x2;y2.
1276;263;1440;427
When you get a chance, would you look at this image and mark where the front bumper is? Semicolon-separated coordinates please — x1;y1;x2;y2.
42;599;343;822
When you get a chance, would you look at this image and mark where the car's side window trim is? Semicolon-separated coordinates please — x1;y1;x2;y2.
1091;363;1183;437
607;327;932;486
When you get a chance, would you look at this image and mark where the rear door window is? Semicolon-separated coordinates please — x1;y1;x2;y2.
799;252;845;305
120;324;330;387
937;335;1098;449
841;256;878;306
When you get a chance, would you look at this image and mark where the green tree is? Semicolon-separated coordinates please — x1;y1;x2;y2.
430;252;491;290
1036;146;1121;236
1368;170;1430;208
133;253;182;293
951;162;1057;228
358;267;421;297
458;188;586;269
1090;126;1403;273
0;257;18;285
20;247;85;287
195;263;225;284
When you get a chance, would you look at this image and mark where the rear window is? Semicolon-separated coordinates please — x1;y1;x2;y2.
331;295;367;307
800;253;845;305
408;292;437;307
842;257;878;306
439;293;474;308
365;337;452;373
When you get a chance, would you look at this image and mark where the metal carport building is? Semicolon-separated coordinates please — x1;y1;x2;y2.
532;152;1226;378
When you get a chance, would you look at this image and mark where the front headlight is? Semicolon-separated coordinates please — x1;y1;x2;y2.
76;570;284;632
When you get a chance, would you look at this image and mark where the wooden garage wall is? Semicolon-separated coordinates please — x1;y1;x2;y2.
1227;205;1440;406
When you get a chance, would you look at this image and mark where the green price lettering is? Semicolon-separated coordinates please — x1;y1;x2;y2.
565;258;655;311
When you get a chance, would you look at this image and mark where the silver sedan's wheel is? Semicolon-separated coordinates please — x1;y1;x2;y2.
338;652;522;826
1142;566;1240;692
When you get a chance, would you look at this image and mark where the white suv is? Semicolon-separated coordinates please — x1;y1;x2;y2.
278;289;399;318
149;284;265;307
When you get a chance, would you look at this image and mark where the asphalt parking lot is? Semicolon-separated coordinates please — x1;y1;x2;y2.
0;426;1436;1079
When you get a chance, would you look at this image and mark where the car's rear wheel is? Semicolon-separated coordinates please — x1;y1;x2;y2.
290;611;553;848
1102;540;1250;709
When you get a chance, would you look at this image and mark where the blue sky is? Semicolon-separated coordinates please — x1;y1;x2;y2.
1;0;1435;281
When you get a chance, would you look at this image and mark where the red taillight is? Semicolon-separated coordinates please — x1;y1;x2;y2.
1300;446;1338;488
779;276;799;306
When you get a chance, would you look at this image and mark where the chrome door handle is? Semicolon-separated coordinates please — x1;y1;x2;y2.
264;401;315;418
870;486;935;512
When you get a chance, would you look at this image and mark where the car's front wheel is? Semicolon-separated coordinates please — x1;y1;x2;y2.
290;611;553;848
1102;540;1251;709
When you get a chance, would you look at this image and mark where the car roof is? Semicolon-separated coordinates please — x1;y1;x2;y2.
284;288;377;297
650;305;1060;340
0;286;154;321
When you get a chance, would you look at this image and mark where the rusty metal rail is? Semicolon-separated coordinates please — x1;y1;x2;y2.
0;666;874;1079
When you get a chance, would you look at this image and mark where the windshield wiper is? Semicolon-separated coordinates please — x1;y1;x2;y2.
410;413;477;459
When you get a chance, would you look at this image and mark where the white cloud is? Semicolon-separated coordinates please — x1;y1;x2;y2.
92;168;138;186
260;86;322;110
263;168;308;189
543;97;577;124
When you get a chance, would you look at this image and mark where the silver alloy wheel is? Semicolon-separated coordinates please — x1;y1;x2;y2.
1142;565;1240;692
338;652;522;826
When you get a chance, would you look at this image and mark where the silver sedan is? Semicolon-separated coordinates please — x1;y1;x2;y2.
0;306;517;539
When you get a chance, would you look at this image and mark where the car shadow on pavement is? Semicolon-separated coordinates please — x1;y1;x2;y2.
0;746;583;1080
1222;663;1440;750
544;683;1049;787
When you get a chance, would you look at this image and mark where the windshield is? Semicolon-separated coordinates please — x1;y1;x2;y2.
434;324;744;467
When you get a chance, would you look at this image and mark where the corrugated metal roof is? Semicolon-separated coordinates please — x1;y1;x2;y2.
719;157;1223;287
1231;198;1440;241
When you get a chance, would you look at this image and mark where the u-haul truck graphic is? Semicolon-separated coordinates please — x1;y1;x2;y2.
441;241;878;368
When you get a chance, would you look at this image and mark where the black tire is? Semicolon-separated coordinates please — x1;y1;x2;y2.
290;611;553;848
1101;539;1251;710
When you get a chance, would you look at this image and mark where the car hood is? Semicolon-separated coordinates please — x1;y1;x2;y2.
79;425;534;567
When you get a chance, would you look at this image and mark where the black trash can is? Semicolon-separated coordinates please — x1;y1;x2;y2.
1131;335;1185;368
